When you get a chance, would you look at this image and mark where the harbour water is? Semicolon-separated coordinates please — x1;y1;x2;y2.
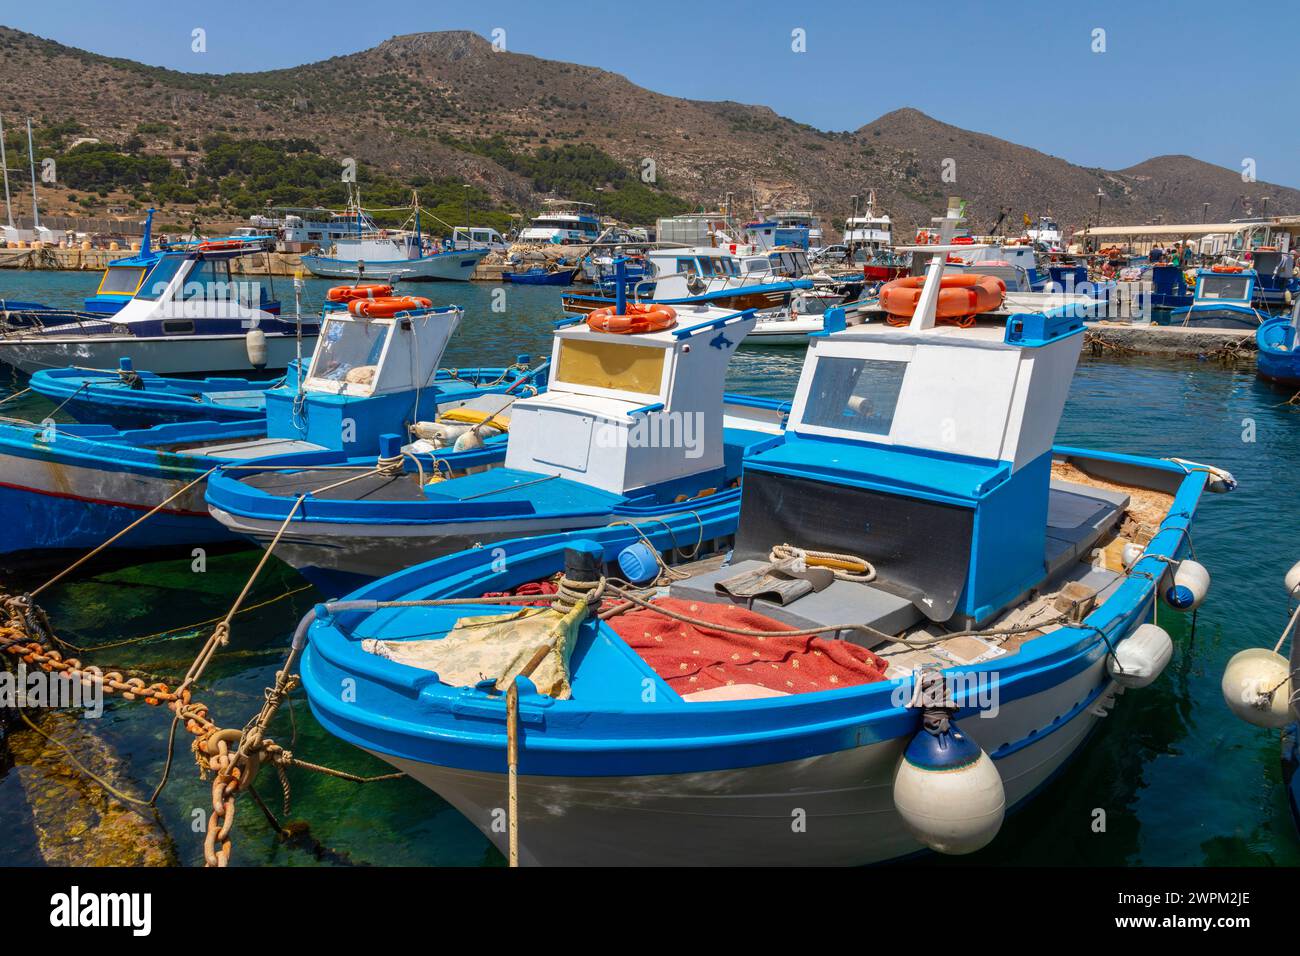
1;270;1297;866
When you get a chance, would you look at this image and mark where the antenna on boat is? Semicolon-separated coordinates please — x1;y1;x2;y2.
25;117;40;233
140;207;154;256
0;114;13;230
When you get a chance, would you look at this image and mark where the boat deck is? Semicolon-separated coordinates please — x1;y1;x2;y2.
649;468;1173;696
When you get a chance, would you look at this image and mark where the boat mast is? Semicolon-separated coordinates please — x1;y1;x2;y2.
0;114;13;229
26;118;40;232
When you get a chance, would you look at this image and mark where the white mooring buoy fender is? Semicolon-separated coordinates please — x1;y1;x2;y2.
245;327;267;368
1121;541;1145;569
892;715;1006;855
1285;560;1300;600
1162;559;1210;611
1108;623;1173;689
1221;648;1293;729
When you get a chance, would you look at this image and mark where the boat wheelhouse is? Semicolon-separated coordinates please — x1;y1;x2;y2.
1170;268;1272;329
1025;215;1064;253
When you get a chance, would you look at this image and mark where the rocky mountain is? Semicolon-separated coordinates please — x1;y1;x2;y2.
1;26;1295;234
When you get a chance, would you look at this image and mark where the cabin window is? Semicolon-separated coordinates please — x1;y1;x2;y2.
183;259;235;302
801;357;908;437
676;258;698;277
161;319;195;335
135;256;185;300
97;266;146;296
309;318;390;384
555;338;665;395
1199;275;1250;300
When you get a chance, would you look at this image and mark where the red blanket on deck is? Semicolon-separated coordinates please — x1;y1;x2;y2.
608;597;889;696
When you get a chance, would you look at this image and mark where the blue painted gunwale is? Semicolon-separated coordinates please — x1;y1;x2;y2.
299;445;1212;779
27;365;536;429
203;412;786;527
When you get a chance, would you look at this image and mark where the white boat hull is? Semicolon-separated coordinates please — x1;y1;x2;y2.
0;332;317;376
367;660;1115;865
744;315;823;346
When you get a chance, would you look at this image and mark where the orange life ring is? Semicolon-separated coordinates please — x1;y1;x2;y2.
585;303;678;334
879;274;1006;328
327;283;393;303
197;239;245;252
348;295;433;317
1211;264;1243;273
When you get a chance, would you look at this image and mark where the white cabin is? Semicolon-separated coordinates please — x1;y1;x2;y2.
505;305;759;495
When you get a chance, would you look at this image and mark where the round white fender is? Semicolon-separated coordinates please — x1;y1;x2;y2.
1108;623;1173;689
892;717;1005;855
1162;559;1210;611
1121;541;1145;569
245;328;267;368
1221;648;1293;729
1285;560;1300;600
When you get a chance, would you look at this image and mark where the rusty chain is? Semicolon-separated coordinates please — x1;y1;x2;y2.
0;590;397;867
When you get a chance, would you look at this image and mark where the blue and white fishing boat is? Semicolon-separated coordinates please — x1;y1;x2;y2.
205;302;788;592
0;237;313;376
1169;267;1273;329
28;359;286;428
1256;300;1300;387
0;299;545;569
27;357;539;430
1;209;166;330
293;247;1236;866
300;191;487;282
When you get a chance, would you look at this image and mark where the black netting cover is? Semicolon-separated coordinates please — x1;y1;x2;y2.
735;469;974;623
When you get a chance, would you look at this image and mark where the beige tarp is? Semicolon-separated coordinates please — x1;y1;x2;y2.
362;601;588;699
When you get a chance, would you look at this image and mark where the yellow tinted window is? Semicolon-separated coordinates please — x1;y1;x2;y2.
556;338;665;395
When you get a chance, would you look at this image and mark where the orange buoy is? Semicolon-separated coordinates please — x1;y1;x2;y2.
879;274;1006;327
327;283;394;303
585;303;678;334
347;295;433;317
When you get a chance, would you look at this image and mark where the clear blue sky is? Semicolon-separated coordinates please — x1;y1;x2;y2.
7;0;1300;187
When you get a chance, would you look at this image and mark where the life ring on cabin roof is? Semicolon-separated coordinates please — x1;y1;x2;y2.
879;274;1006;328
348;295;433;317
197;239;245;253
585;303;678;334
327;283;394;303
1211;264;1244;273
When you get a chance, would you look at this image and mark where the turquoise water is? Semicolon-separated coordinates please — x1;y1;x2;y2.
1;269;1298;866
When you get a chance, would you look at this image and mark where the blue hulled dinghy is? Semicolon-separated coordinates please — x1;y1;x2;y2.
294;250;1236;865
205;304;788;593
0;299;546;570
1255;300;1300;388
27;357;539;430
